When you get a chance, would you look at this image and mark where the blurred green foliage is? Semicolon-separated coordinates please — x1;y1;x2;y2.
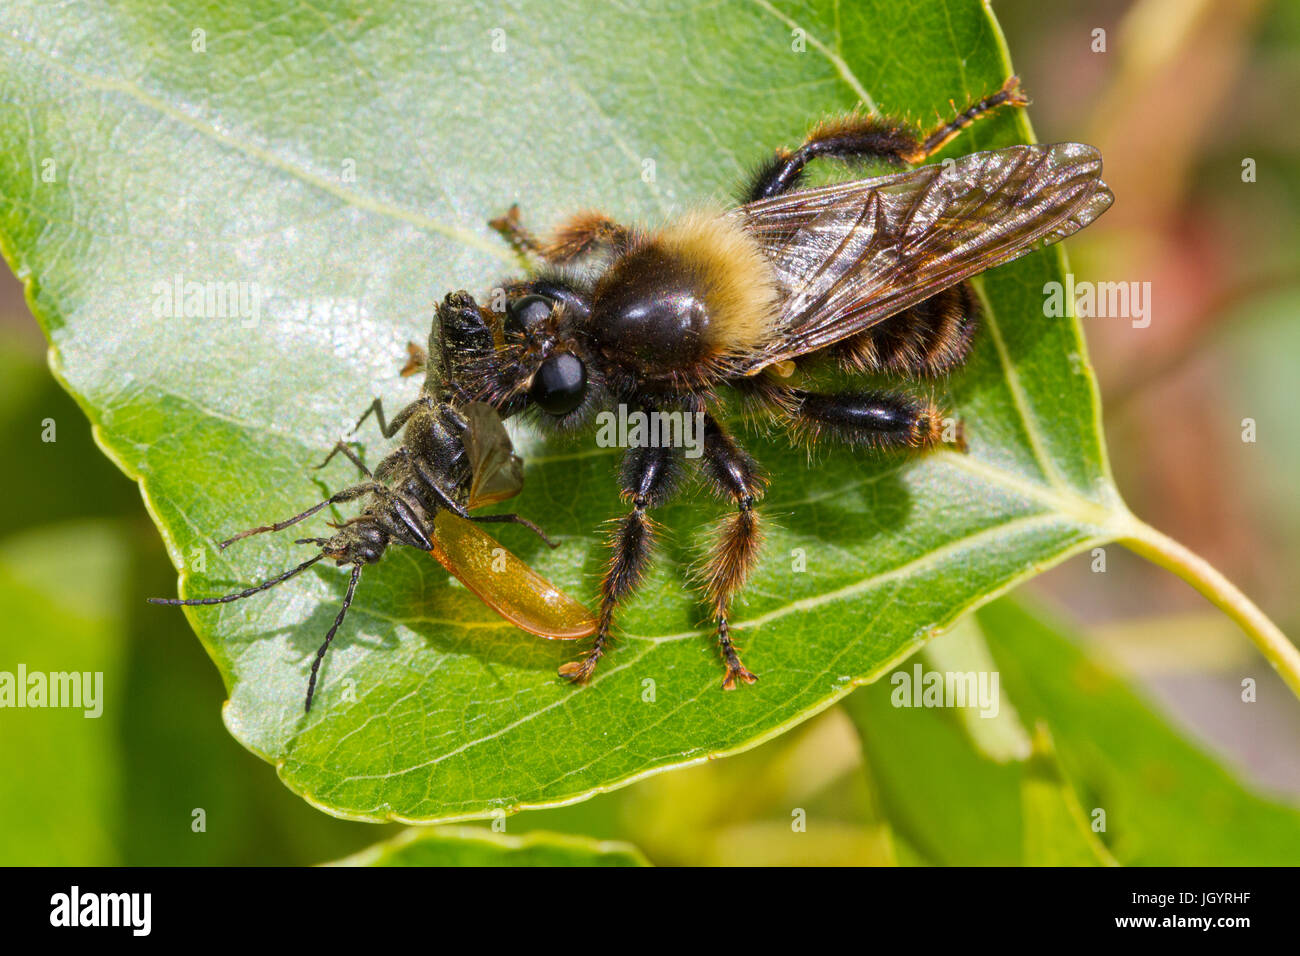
0;331;393;864
327;827;648;866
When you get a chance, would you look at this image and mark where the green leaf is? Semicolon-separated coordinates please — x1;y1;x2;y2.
327;826;648;867
1019;725;1116;867
845;617;1114;866
0;0;1139;821
0;521;128;865
848;598;1300;865
978;598;1300;866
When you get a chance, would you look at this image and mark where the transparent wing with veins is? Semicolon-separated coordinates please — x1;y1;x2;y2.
731;142;1114;374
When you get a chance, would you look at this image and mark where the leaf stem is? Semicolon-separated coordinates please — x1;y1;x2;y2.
1120;518;1300;699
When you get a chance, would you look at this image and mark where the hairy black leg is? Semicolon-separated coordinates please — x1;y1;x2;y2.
745;75;1027;201
559;442;683;683
835;282;980;378
698;415;766;689
469;512;558;548
350;395;430;441
784;388;958;452
214;481;382;550
304;563;363;713
316;440;373;474
147;552;326;607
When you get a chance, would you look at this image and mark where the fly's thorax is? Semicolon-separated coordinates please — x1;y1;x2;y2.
588;244;710;375
433;290;496;394
403;404;468;480
586;210;779;383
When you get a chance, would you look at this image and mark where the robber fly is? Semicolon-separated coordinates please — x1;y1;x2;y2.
150;303;596;712
442;76;1113;689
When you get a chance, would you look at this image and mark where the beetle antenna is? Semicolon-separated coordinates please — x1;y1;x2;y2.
147;552;325;606
304;563;363;713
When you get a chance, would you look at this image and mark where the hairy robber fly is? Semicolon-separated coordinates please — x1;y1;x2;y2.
438;76;1113;690
149;307;597;712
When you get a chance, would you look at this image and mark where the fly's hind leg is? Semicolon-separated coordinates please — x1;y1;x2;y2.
782;388;961;453
697;415;767;690
835;282;981;380
745;75;1028;200
913;74;1030;160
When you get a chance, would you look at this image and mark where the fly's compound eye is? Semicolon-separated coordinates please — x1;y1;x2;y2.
530;352;587;416
506;294;552;337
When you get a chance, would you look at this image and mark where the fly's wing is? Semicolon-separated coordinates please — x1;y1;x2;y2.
731;143;1113;374
461;401;525;509
428;510;597;639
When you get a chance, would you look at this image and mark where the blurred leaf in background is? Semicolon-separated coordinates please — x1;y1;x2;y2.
0;519;125;866
0;331;392;864
999;0;1300;798
328;827;648;867
848;599;1300;866
1003;0;1300;639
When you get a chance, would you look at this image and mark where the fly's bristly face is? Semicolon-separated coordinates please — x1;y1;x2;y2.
451;75;1114;691
449;282;611;433
505;289;606;430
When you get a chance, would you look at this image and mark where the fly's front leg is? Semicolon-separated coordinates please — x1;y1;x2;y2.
491;204;632;268
489;203;545;266
541;211;633;265
559;442;682;684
